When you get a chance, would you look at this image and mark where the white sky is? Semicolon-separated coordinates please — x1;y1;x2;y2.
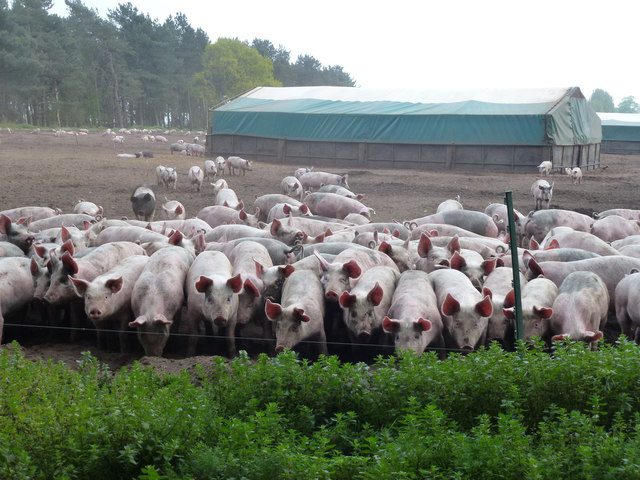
50;0;639;106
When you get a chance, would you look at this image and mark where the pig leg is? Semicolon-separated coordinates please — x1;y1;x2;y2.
225;321;237;358
116;312;133;354
316;329;328;357
69;300;86;342
616;305;634;339
185;311;204;357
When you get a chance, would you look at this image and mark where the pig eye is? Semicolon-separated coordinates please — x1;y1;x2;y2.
395;335;400;341
414;334;420;339
60;277;68;284
227;296;232;303
350;311;357;318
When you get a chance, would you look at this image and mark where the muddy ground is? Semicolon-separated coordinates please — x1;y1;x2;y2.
1;130;639;372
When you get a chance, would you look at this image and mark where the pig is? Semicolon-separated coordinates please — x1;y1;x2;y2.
155;166;166;185
614;270;640;341
188;165;205;192
304;192;373;220
0;257;35;344
612;235;640;250
0;206;60;222
93;226;167;246
130;186;156;221
135;151;154;158
210;178;228;195
265;270;327;356
516;209;594;244
261;264;296;305
0;214;35;253
550;271;609;346
69;255;149;352
207;237;299;266
596;209;640;221
537;160;552;175
161;167;178;189
564;167;583;184
299;171;350;191
502;277;558;342
282;215;349;237
73;200;103;219
429;268;493;351
197;205;259;229
482;266;527;346
411;210;499;238
27;214;95;232
590;215;640;243
215;188;241;210
187;143;205;157
130;246;195;356
281;176;304;201
215;156;226;176
338;266;400;342
161;198;186;220
203;160;217;181
301;242;369;258
266;203;311;223
254;194;303;222
187;251;243;357
317;184;365;201
540;228;620;256
378;239;417;272
484;203;524;234
205;224;271;243
500;248;601;273
382;270;444;354
291;254;336;276
227;156;253;175
436;196;463;213
0;241;24;258
344;213;370;225
531;179;553;210
169;142;185;154
448;250;500;289
410;223;482;240
294;167;313;179
314;248;399;301
414;233;461;273
525;256;640;310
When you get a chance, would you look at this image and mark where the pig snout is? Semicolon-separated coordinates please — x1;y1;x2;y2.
214;316;228;327
89;308;103;319
357;331;371;342
325;290;338;301
275;345;285;353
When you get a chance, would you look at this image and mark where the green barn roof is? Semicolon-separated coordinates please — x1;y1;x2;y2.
598;113;640;142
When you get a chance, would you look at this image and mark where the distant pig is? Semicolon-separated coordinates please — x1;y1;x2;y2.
74;200;103;219
299;171;349;190
188;165;205;192
537;161;552;175
130;186;156;221
227;156;253;176
161;198;186;220
265;270;327;356
281;176;304;200
531;179;553;210
564;167;583;184
215;156;226;176
203;160;217;181
304;192;373;220
161;167;177;189
0;214;35;253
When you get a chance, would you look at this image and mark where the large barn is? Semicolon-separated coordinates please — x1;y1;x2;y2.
598;113;640;154
207;86;602;172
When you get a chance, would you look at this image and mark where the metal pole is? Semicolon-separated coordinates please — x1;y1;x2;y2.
504;191;524;340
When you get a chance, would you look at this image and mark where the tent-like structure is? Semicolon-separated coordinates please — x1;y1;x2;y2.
598;113;640;154
208;86;601;171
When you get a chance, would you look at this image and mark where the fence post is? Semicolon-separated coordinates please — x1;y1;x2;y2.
504;191;524;340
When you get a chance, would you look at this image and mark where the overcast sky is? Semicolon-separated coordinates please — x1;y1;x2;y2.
50;0;638;106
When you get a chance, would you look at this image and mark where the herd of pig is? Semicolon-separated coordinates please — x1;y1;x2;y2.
2;162;640;360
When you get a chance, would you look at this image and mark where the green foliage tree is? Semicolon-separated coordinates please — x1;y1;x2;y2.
617;96;640;114
588;88;615;112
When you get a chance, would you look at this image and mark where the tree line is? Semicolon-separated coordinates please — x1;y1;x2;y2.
0;0;355;129
589;89;639;113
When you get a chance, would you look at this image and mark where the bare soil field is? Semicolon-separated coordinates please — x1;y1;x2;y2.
1;130;639;372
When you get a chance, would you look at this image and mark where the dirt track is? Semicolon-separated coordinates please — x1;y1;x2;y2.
1;130;639;371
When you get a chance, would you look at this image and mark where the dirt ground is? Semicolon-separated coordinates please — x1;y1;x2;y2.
1;130;639;372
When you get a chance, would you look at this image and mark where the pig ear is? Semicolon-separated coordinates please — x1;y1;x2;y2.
60;239;75;257
392;229;400;238
299;204;309;214
339;291;357;309
441;293;460;316
382;228;390;235
342;260;361;279
503;289;515;308
128;316;147;328
195;275;213;293
293;307;310;322
356;194;365;200
314;232;325;243
34;244;47;258
243;279;260;297
502;307;516;320
447;235;460;253
482;258;498;276
226;274;243;293
324;228;333;238
522;250;533;264
584;330;603;343
194;233;206;254
61;226;71;242
61;252;79;275
69;276;90;297
314;250;330;272
378;241;392;255
282;204;292;215
239;209;248;221
416;318;432;332
105;277;123;294
254;259;265;278
528;238;539;250
482;287;493;299
533;306;553;319
429;229;439;237
279;264;295;278
146;223;153;231
270;218;281;236
30;258;40;276
168;230;183;245
545;239;560;250
237;201;245;212
417;233;432;258
175;205;184;215
475;295;493;318
551;333;569;342
382;316;400;333
449;251;466;271
264;299;282;321
527;257;543;278
495;257;504;267
367;282;384;306
0;214;10;234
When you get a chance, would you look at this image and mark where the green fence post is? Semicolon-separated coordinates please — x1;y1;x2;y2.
504;191;524;340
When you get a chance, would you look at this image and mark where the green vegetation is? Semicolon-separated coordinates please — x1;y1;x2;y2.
3;341;640;478
0;1;354;130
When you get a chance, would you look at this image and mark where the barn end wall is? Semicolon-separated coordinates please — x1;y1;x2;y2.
601;140;640;155
206;134;600;172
